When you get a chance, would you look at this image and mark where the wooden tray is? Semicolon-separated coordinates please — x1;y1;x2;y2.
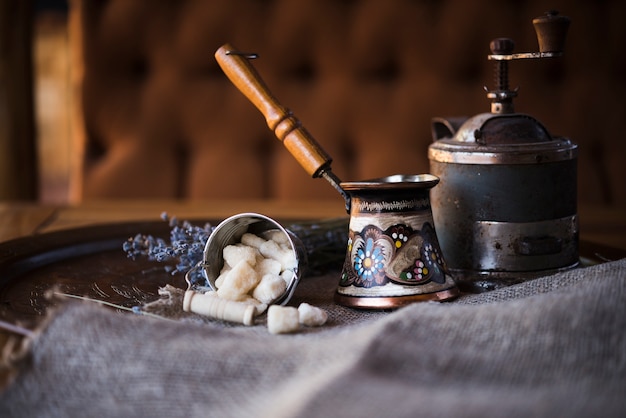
0;220;624;327
0;220;193;327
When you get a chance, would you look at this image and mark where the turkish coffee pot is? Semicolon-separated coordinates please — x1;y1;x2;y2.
429;11;578;290
215;46;459;309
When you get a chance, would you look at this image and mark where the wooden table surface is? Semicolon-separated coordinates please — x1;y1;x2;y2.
0;199;348;242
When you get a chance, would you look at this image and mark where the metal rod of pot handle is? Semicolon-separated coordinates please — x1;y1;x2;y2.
214;43;351;212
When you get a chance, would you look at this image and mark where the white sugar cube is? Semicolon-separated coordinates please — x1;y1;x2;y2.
259;239;281;259
267;305;300;334
252;274;287;304
223;244;259;268
241;233;266;249
260;240;297;271
280;269;294;285
256;258;282;277
262;229;289;245
298;303;328;327
217;260;260;301
215;272;226;289
215;264;232;288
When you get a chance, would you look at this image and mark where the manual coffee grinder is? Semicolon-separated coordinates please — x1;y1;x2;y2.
429;11;578;290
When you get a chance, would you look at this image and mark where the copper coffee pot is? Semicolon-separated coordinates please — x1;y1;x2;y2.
214;45;459;308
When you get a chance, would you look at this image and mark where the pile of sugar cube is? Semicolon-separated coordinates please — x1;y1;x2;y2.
183;229;327;333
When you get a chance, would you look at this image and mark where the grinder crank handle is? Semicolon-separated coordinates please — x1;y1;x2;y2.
215;43;350;211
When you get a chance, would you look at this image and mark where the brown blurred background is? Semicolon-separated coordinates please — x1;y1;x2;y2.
1;0;625;207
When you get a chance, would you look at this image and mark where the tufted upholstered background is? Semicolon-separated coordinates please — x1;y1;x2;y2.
69;0;626;205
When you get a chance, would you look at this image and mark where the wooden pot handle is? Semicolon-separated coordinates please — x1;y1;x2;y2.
215;43;332;178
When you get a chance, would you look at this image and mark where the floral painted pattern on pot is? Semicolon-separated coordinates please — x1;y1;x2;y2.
393;222;447;285
346;225;394;287
340;222;447;288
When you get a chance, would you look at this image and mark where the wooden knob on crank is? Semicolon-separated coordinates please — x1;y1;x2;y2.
215;43;332;178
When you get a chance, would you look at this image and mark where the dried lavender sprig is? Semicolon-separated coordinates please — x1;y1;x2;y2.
53;291;174;322
123;212;215;276
123;213;349;280
285;218;348;274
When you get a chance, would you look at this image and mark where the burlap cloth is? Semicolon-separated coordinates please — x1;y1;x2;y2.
1;258;625;417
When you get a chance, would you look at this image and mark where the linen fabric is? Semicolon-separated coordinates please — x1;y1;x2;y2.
1;259;625;417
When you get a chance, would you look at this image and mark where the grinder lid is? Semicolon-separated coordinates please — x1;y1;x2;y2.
429;112;577;165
